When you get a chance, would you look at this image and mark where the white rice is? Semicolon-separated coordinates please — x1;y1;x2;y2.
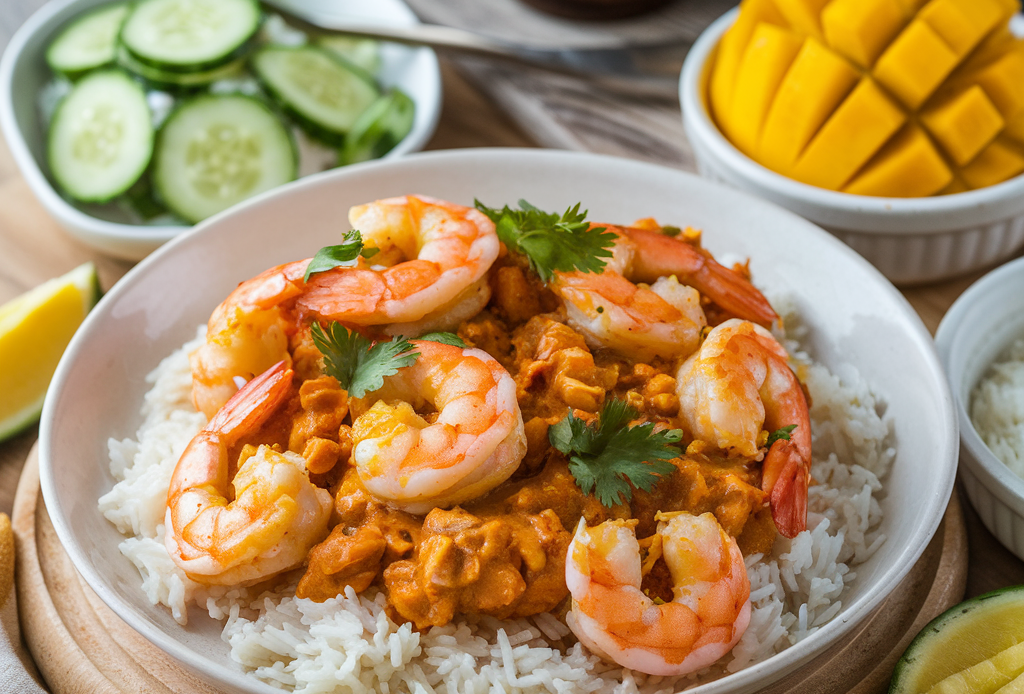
971;337;1024;476
99;305;895;693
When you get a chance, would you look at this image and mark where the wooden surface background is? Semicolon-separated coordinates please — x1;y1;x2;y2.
0;0;1021;650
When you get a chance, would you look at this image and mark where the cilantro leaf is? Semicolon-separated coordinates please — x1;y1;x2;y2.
311;321;418;398
417;331;466;348
766;424;798;447
303;229;380;282
550;399;682;508
474;199;616;282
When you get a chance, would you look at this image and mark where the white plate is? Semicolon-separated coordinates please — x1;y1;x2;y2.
0;0;441;261
39;148;956;694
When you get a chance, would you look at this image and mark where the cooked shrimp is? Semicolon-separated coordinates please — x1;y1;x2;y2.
622;225;778;328
565;512;751;676
190;195;499;417
350;340;526;514
675;319;811;538
165;361;333;585
295;195;498;334
551;225;776;361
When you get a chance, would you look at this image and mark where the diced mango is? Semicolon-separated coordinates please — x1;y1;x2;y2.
772;0;830;39
728;23;804;156
757;38;859;174
843;124;953;197
959;138;1024;188
971;47;1024;118
874;20;960;109
918;0;1003;57
938;175;969;194
895;0;931;12
710;0;786;133
793;78;906;189
708;0;1024;196
1002;112;1024;146
822;0;908;68
924;639;1024;694
921;86;1004;165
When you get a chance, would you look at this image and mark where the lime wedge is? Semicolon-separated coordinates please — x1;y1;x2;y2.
891;587;1024;694
0;263;101;441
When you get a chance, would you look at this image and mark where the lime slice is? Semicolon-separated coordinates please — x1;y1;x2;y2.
891;586;1024;694
0;263;101;441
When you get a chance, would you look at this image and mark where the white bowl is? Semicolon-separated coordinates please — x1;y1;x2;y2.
680;9;1024;286
0;0;441;262
38;149;956;694
936;256;1024;560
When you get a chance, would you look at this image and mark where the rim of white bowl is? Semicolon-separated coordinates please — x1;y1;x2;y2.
936;255;1024;515
0;0;441;251
679;9;1024;235
39;148;958;694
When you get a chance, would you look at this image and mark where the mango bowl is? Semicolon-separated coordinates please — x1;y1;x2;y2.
680;9;1024;286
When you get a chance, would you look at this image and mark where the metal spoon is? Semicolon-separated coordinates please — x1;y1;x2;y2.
261;1;686;100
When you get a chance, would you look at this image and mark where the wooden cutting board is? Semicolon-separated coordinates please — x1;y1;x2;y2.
11;444;967;694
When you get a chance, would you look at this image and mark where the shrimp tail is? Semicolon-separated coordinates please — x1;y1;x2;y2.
624;226;778;328
762;438;809;538
208;360;293;438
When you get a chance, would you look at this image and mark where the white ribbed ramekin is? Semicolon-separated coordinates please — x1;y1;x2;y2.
936;256;1024;559
680;10;1024;286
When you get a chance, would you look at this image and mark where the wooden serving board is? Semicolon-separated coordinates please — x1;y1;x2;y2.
11;444;967;694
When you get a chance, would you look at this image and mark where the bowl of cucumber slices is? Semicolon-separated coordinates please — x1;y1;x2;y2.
0;0;441;260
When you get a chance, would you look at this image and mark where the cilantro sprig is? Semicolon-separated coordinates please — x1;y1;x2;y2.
549;399;682;508
417;331;466;348
474;199;616;282
304;230;380;282
311;322;418;398
766;424;798;447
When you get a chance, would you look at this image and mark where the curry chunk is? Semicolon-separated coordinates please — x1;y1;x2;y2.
384;507;571;629
513;315;617;419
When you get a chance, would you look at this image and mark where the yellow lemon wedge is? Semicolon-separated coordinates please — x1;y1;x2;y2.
890;586;1024;694
0;262;101;441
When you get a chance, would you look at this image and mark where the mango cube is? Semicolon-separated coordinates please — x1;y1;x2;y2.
918;0;1003;57
793;78;906;189
874;21;959;110
710;0;786;133
729;23;804;156
821;0;908;68
921;86;1004;165
843;125;952;197
959;138;1024;188
772;0;830;39
758;37;859;174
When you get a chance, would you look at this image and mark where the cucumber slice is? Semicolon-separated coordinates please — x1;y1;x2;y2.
47;70;153;202
252;45;380;145
117;45;245;89
317;36;381;75
46;3;129;77
153;94;296;223
339;89;415;165
121;0;261;73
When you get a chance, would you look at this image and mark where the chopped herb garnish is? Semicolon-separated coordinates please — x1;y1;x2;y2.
311;321;418;398
303;229;380;282
766;424;798;447
549;399;682;508
474;199;616;283
660;225;682;237
417;331;466;348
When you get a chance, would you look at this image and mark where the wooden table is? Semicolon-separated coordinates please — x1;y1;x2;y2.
0;0;1019;643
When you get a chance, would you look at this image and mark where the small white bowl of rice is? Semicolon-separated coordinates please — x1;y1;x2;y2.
936;255;1024;560
38;149;957;694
